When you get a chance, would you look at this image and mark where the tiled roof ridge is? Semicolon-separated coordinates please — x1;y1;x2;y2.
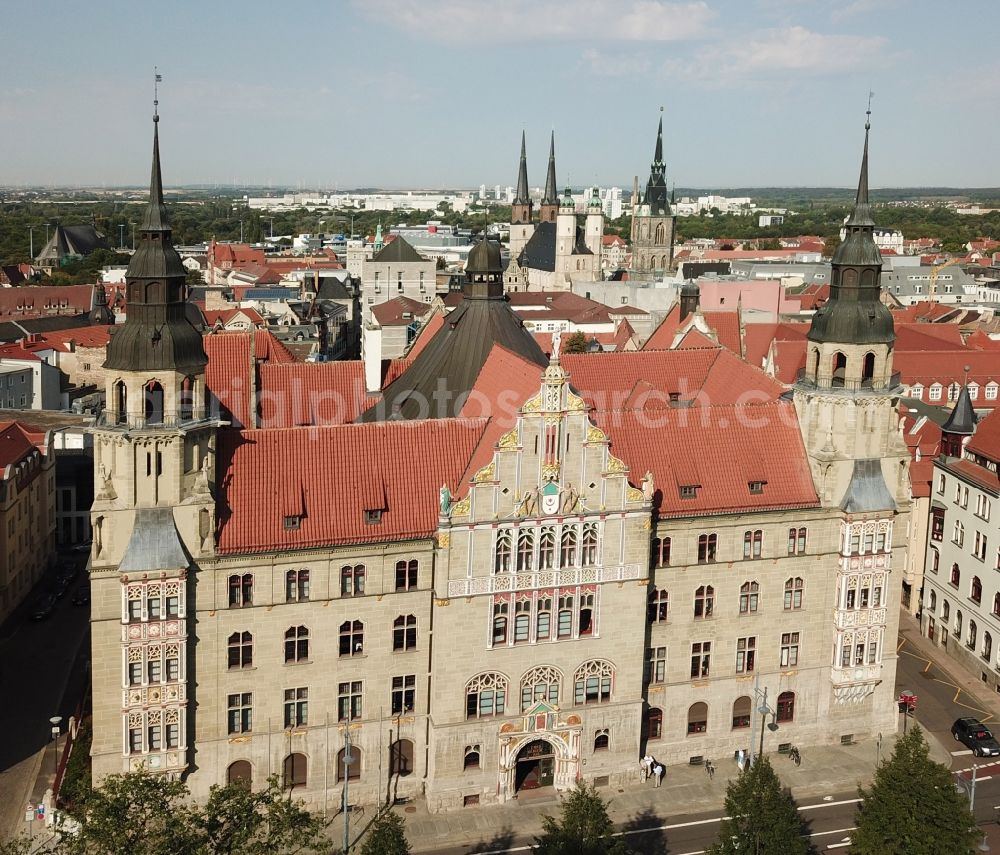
236;414;490;438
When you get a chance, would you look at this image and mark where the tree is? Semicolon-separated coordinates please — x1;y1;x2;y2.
59;721;93;818
852;725;978;855
358;810;410;855
563;331;589;354
822;235;841;258
533;783;632;855
708;756;807;855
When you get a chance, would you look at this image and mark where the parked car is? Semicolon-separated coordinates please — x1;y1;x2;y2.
952;717;1000;757
30;595;57;621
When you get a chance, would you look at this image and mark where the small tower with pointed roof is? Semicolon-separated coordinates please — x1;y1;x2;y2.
941;382;977;457
90;91;219;781
539;132;559;223
509;132;535;260
630;112;675;275
585;187;604;257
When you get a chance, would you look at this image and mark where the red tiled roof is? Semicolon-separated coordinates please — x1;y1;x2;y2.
38;326;112;349
589;401;818;517
641;305;682;350
204;331;296;428
371;296;433;326
702;311;741;355
216;418;489;553
894;324;965;351
946;457;1000;494
674;328;719;350
0;420;44;471
258;361;368;428
203;308;265;328
967;408;1000;460
0;344;44;362
0;284;94;319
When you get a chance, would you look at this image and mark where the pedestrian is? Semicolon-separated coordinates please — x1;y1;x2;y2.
641;754;653;782
652;763;664;788
706;759;715;780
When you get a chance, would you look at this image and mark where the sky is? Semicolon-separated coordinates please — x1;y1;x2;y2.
2;0;999;190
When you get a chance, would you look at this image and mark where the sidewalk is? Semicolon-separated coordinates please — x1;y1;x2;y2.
402;733;903;854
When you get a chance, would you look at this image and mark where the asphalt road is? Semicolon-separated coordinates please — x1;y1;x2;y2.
0;553;91;839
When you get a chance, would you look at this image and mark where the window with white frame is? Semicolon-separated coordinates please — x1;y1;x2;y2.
466;672;507;718
780;632;800;667
574;660;614;705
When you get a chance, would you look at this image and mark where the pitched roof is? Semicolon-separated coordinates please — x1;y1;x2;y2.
371;296;433;326
517;221;592;272
258;361;368;427
967;408;1000;461
372;235;426;264
0;285;95;319
216;418;489;553
588;401;818;517
203;330;296;428
0;420;43;470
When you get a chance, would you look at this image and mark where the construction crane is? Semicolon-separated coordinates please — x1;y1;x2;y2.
928;256;960;301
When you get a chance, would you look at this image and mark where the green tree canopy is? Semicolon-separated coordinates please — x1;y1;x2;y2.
562;331;589;354
358;810;411;855
852;725;979;855
708;755;807;855
533;783;632;855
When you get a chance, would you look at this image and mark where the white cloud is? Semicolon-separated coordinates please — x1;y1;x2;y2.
830;0;900;22
669;26;890;84
581;49;653;77
356;0;714;42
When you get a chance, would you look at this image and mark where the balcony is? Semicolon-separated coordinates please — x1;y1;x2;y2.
795;369;902;394
446;564;643;598
96;410;217;432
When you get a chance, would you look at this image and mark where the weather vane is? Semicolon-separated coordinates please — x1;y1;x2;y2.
154;67;162;122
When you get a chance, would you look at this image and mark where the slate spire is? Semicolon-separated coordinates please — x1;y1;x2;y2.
141;116;169;232
942;384;977;436
542;132;558;206
514;130;530;205
644;111;669;215
844;108;875;228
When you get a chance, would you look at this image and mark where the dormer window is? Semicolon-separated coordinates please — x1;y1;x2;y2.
748;481;766;495
365;509;383;525
679;485;699;499
284;515;301;531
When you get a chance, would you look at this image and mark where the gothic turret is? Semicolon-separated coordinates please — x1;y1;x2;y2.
644;114;670;216
104;113;206;376
807;114;894;351
512;131;533;225
941;384;977;456
539;132;559;223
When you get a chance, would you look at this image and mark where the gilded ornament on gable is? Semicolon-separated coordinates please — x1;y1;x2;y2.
497;428;519;450
586;424;606;443
474;460;496;482
626;487;644;503
451;496;471;516
437;532;451;548
566;391;586;411
606;454;627;474
541;462;561;480
522;394;542;413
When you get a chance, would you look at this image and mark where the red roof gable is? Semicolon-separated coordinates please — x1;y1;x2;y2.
204;331;296;428
371;296;433;327
967;408;1000;460
701;311;742;355
258;361;368;428
0;420;42;470
216;418;488;553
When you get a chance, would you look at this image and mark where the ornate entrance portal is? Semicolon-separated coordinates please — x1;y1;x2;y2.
515;739;555;791
497;702;581;801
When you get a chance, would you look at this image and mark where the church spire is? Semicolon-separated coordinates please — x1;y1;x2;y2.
515;131;530;205
653;114;664;164
539;131;559;222
844;106;875;228
644;110;669;216
141;117;170;232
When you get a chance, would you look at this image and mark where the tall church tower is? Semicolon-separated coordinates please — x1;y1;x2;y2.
630;114;674;274
89;102;218;780
509;131;535;260
793;112;910;713
539;132;559;223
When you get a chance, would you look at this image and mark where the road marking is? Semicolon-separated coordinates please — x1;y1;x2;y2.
827;843;851;850
952;749;974;756
897;636;994;723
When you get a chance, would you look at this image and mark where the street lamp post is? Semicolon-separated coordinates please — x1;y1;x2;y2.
44;223;51;245
118;224;126;250
130;221;136;250
342;729;354;854
746;675;777;767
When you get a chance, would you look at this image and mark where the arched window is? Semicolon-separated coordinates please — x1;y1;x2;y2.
114;380;127;424
560;528;578;568
395;559;418;591
648;589;669;623
495;531;512;574
514;599;531;643
517;530;534;572
862;352;876;384
972;576;983;604
539;527;556;569
536;596;552;640
227;760;252;788
985;632;993;662
654;223;665;245
466;672;508;718
776;691;795;723
179;375;195;421
285;569;310;602
579;591;594;636
284;626;309;663
694;585;714;618
743;530;763;559
951;563;961;587
784;577;803;610
341;564;365;596
968;620;978;650
956;610;963;637
336;746;361;782
557;593;574;638
942;600;950;620
645;707;663;740
732;696;752;729
832;352;847;387
594;730;610;751
283;753;307;789
463;745;481;769
390;739;414;777
993;593;1000;618
144;381;164;425
930;590;937;612
739;581;759;614
687;702;708;735
810;348;820;380
393;615;417;651
493;600;509;644
581;523;599;566
521;665;561;711
651;536;671;567
339;620;364;656
227;631;252;669
574;660;614;705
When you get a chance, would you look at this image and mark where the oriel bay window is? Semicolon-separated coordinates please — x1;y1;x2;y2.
492;522;603;574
